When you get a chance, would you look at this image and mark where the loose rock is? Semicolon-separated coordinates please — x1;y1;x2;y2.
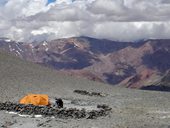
0;102;111;119
73;90;106;97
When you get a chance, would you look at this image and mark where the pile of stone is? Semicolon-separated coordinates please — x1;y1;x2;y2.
73;90;106;97
0;102;111;119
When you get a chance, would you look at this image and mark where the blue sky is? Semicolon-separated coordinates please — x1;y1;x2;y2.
0;0;7;6
47;0;56;4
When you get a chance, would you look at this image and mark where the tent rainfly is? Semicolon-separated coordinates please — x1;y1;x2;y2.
19;94;49;106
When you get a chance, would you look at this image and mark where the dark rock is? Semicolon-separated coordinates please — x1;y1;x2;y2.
73;90;105;97
0;102;111;119
97;104;112;111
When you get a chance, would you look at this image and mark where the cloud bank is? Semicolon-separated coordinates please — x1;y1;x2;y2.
0;0;170;42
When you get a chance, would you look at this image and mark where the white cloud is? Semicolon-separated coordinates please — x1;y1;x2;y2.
0;0;170;42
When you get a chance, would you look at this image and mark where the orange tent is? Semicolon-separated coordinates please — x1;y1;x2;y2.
19;94;49;106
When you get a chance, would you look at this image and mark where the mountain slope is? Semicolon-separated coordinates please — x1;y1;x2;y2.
141;70;170;91
0;50;110;102
1;37;170;89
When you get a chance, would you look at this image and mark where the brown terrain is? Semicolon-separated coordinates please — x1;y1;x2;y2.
1;37;170;90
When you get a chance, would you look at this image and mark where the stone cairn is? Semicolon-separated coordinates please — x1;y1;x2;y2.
0;102;111;119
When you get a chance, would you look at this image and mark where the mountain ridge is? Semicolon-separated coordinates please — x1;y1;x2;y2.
1;37;170;90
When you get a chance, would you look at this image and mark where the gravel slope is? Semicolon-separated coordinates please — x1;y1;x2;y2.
1;51;170;128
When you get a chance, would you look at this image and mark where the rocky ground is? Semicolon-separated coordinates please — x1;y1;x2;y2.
1;51;170;128
1;88;170;128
